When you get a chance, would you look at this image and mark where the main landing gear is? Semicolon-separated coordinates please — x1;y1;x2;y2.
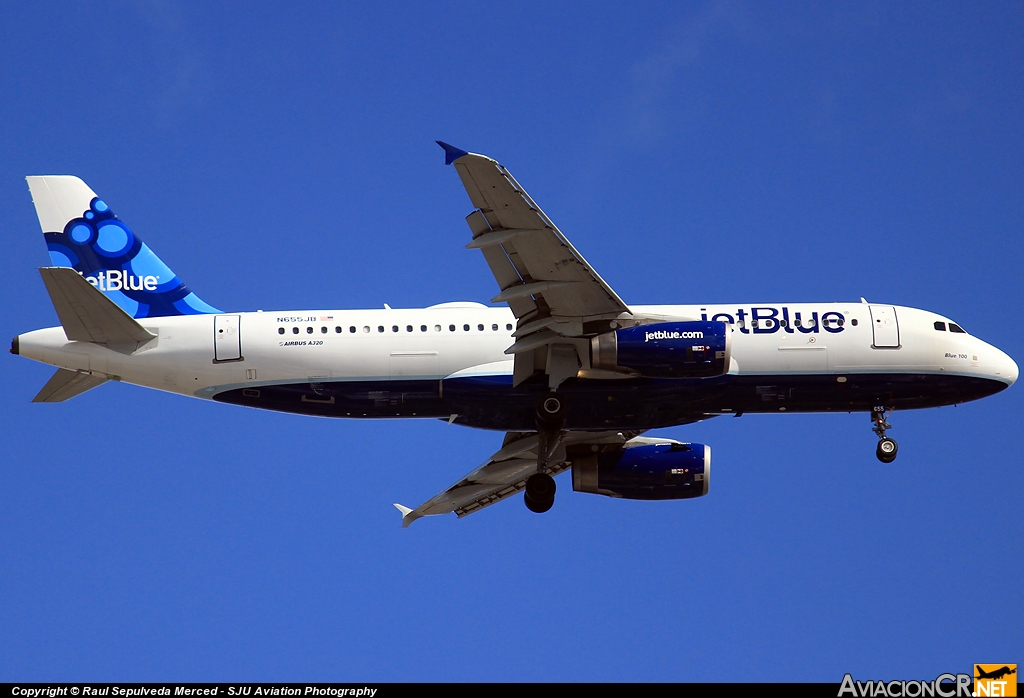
524;472;556;513
524;392;566;514
872;406;898;463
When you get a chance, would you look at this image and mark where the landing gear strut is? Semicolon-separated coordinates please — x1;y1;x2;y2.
525;392;566;514
872;407;898;463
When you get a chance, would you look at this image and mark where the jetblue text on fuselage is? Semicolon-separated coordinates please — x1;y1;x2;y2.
701;307;847;334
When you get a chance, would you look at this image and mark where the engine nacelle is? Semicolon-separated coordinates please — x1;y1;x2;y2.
590;321;731;378
572;442;711;500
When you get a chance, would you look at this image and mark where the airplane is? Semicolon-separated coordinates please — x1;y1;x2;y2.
10;142;1018;526
975;666;1016;681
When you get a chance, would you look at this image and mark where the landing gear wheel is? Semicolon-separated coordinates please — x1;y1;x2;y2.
536;392;566;431
524;473;556;513
524;494;553;513
876;437;898;463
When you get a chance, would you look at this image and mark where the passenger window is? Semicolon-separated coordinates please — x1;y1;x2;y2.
292;327;299;334
321;327;328;334
478;323;484;331
435;325;441;332
506;323;513;330
463;324;470;331
934;321;946;331
278;327;285;335
449;324;456;332
362;326;370;333
492;324;498;331
752;320;759;328
307;327;314;334
949;323;967;334
392;325;399;332
852;319;858;326
420;325;427;332
406;325;413;332
349;326;356;333
335;326;342;333
378;326;384;333
838;317;845;327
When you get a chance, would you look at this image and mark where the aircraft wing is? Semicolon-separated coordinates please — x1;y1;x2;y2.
394;429;640;527
439;142;633;385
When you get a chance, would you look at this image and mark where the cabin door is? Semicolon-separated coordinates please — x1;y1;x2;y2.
214;315;242;362
869;306;900;348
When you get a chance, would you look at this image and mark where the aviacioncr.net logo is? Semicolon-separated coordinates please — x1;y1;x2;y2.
838;673;972;697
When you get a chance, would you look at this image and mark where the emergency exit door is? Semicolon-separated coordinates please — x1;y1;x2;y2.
214;314;242;362
869;306;900;348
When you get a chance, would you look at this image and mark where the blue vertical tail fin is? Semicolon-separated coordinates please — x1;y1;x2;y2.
26;175;221;319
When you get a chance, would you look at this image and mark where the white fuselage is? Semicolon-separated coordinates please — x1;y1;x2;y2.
16;302;1018;408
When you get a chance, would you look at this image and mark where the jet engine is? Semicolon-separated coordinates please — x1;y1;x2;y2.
572;441;711;500
590;321;731;378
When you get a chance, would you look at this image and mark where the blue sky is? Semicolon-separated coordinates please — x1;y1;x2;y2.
1;1;1021;681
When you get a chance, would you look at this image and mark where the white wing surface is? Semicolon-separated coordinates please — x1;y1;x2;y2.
438;142;633;386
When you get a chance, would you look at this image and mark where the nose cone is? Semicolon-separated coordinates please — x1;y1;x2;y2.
992;347;1018;386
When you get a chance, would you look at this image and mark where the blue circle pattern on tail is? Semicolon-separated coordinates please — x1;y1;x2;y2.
43;198;221;318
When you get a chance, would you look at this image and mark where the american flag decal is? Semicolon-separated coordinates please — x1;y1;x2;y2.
320;316;334;321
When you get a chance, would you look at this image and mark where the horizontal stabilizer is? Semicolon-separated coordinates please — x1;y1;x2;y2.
39;267;156;349
32;368;108;402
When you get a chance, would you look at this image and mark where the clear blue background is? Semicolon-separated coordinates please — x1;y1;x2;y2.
1;1;1021;682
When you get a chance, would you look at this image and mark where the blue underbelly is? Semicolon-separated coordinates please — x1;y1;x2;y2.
211;372;1008;430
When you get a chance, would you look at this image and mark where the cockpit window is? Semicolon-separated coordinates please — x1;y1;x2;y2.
934;321;946;331
949;323;967;334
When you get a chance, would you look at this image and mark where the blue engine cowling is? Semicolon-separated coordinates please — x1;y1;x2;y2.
590;321;731;378
572;442;711;500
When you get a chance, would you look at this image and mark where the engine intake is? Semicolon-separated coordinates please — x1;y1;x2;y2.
591;321;731;378
572;442;711;500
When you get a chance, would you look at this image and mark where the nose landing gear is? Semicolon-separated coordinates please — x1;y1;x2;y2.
872;407;898;463
525;392;566;514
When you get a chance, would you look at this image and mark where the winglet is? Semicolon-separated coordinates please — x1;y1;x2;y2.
436;141;469;166
393;503;420;528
